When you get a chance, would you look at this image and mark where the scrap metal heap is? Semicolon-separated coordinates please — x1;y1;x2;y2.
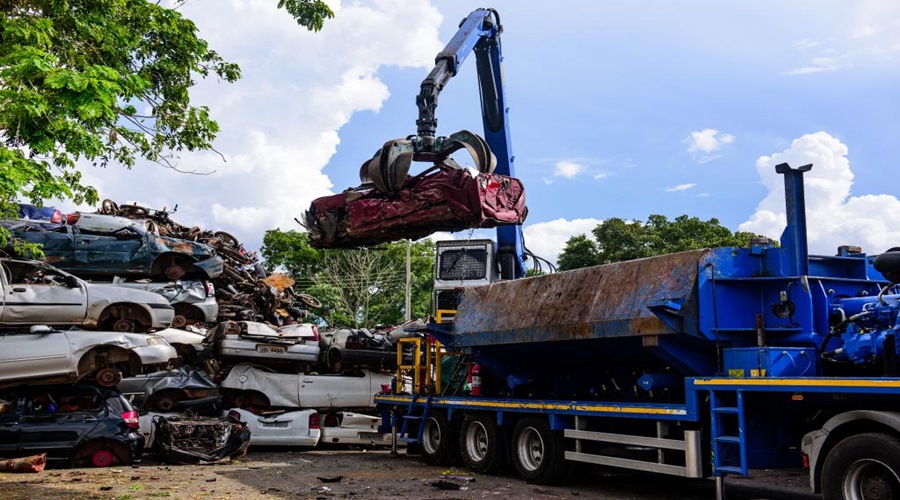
97;199;314;324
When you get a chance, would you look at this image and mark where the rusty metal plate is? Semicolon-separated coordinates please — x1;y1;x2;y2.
451;249;710;346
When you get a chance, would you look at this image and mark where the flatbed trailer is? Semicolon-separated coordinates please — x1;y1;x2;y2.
376;375;900;499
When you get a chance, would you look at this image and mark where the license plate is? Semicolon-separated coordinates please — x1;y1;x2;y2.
358;432;383;440
256;344;287;353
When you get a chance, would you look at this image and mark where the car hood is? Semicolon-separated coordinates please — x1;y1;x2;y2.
85;283;173;307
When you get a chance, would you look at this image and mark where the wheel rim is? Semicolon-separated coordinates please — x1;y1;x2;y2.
95;367;122;387
166;264;185;280
112;318;135;332
844;458;900;500
91;450;113;467
171;315;187;328
517;426;544;472
422;417;442;455
464;421;489;462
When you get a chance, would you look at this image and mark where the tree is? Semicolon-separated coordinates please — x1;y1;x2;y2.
558;214;761;271
0;0;332;241
261;229;435;328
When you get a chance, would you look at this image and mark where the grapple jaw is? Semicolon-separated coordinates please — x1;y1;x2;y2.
361;130;496;195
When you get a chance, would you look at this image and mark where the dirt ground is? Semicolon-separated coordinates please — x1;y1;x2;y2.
0;448;818;500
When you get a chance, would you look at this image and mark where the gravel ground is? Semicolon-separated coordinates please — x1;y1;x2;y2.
0;448;819;500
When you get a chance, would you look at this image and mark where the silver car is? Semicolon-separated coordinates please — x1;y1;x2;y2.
211;321;320;370
110;280;218;327
0;325;178;388
0;258;175;332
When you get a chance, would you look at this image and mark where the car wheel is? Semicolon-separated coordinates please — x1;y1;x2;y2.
112;318;136;332
91;450;114;467
165;263;186;280
214;231;240;248
95;367;123;387
328;349;344;373
171;314;188;328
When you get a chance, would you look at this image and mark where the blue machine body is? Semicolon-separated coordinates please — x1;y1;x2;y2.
431;163;899;394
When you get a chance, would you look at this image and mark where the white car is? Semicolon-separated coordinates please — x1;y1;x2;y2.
110;280;218;327
0;258;174;332
227;407;321;447
212;321;320;369
0;325;178;388
220;363;393;411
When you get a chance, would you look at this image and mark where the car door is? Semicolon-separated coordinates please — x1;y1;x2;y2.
298;372;375;409
0;391;22;457
17;387;103;459
73;226;147;275
0;330;72;383
0;261;87;325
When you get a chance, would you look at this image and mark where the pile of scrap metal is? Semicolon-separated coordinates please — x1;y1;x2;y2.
96;199;316;325
152;411;250;465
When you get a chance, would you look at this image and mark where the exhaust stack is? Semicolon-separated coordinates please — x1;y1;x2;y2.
776;162;812;276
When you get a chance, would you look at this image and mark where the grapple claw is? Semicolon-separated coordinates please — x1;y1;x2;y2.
440;130;496;174
368;138;415;195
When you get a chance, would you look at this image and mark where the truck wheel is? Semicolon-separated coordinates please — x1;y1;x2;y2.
420;411;456;465
822;432;900;500
511;417;568;485
459;413;507;473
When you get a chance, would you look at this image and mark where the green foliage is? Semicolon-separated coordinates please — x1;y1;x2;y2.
277;0;334;31
261;229;435;328
558;214;761;270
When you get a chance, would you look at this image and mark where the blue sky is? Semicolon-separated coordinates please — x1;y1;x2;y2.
68;1;900;265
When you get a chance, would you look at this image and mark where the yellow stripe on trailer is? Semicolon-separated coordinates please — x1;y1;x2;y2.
374;395;688;416
693;378;900;388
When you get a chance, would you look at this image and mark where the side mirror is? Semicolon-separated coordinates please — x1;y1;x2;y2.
29;325;53;334
64;276;80;288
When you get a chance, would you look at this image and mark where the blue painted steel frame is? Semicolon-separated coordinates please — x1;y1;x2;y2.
429;9;525;278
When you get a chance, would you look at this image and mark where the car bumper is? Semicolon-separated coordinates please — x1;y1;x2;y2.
230;408;321;447
148;303;176;329
195;256;225;279
219;338;319;363
333;347;398;369
131;344;179;369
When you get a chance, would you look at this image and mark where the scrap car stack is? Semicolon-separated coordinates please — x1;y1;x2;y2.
0;202;403;469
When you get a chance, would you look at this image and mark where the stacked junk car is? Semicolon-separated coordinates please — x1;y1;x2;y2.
0;200;406;469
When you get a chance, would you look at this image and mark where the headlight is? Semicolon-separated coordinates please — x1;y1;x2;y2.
144;336;162;346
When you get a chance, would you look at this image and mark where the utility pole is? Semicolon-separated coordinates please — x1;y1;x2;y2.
405;239;411;321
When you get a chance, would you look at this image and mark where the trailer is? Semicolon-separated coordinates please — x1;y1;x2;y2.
376;163;900;500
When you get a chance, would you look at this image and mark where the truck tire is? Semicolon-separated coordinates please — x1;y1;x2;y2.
822;432;900;500
460;413;507;473
420;411;456;465
511;417;568;485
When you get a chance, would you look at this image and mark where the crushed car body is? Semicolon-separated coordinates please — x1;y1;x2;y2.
119;366;220;412
1;213;224;281
153;412;250;464
0;325;178;388
210;320;320;370
111;279;218;327
303;162;526;249
220;363;393;411
0;258;175;332
0;384;144;467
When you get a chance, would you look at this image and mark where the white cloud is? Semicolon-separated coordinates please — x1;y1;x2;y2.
796;39;822;50
68;0;444;251
784;56;845;75
523;218;603;267
593;173;608;180
666;183;697;192
554;160;585;178
739;132;900;255
686;129;735;155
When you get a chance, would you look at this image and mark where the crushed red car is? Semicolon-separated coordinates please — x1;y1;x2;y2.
303;162;526;249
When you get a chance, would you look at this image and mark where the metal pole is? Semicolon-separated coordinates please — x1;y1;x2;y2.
715;476;726;500
405;239;411;321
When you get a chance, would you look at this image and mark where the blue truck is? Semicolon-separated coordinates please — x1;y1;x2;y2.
371;9;900;500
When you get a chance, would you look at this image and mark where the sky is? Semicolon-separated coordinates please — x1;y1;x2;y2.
64;0;900;267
